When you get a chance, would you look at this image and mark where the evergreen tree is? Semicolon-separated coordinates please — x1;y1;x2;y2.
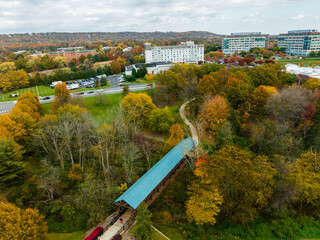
136;202;152;240
122;86;129;97
132;68;137;77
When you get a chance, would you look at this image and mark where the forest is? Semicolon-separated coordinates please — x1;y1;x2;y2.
0;31;221;53
2;60;320;240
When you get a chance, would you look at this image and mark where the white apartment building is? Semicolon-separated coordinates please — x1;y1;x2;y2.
222;32;269;55
144;41;204;64
278;30;320;56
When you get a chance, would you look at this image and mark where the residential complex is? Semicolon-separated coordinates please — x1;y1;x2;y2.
144;41;204;64
47;47;96;61
222;32;269;55
278;29;320;56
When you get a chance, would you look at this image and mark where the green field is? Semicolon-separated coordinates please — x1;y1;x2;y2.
48;231;84;240
129;224;168;240
0;84;111;102
42;90;148;122
152;223;187;240
1;85;54;102
276;58;320;66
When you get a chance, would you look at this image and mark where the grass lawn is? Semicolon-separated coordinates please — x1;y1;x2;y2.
152;223;187;240
168;103;184;125
276;58;320;66
129;224;168;240
1;85;54;102
48;231;84;240
1;84;111;102
42;90;148;122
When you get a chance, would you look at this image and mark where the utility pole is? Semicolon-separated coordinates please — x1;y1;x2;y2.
36;85;40;97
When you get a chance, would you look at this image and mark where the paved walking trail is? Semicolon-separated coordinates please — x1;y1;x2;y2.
179;99;199;145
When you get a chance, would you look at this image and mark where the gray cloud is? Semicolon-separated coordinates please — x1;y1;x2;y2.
0;0;317;34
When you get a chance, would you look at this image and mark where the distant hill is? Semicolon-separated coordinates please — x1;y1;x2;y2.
0;31;221;46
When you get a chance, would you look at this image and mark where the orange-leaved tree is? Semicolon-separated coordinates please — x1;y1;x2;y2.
52;82;70;112
198;95;230;138
0;113;26;141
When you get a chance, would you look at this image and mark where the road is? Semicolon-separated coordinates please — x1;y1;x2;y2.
0;84;151;114
0;101;15;114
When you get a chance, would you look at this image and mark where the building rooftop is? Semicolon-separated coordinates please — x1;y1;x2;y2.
231;32;262;36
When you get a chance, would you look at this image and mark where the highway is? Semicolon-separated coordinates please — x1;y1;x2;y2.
0;84;151;114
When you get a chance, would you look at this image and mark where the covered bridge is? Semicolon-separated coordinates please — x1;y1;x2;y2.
113;137;196;228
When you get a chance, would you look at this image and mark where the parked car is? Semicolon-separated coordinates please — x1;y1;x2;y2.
87;91;94;94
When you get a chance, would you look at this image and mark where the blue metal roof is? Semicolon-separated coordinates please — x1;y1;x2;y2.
115;138;195;209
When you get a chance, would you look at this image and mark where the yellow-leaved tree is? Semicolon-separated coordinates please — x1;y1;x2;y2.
0;201;48;240
9;92;42;137
166;123;184;147
0;113;26;141
121;93;156;128
289;150;320;218
186;145;276;225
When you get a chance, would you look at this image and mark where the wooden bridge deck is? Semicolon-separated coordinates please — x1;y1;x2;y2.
100;209;133;240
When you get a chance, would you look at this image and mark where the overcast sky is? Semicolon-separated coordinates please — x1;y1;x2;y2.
0;0;319;35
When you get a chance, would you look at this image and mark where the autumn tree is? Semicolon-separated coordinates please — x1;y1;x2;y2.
52;82;70;112
225;73;253;109
9;92;42;137
121;93;156;128
170;63;199;96
186;177;222;225
110;61;121;74
266;85;312;127
189;145;276;224
198;95;230;138
289;150;320;218
0;69;29;92
148;107;175;133
52;56;66;69
0;201;48;240
0;137;25;186
245;63;289;88
134;134;155;169
249;85;277;117
37;105;93;170
166;123;184;147
93;122;129;179
197;69;229;97
303;78;320;91
0;62;16;73
0;114;26;141
155;70;185;104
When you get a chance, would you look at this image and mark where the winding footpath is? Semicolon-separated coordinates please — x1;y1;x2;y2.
179;99;199;145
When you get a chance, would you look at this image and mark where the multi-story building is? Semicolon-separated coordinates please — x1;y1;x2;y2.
144;41;204;64
47;47;96;62
222;32;269;55
278;29;320;56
